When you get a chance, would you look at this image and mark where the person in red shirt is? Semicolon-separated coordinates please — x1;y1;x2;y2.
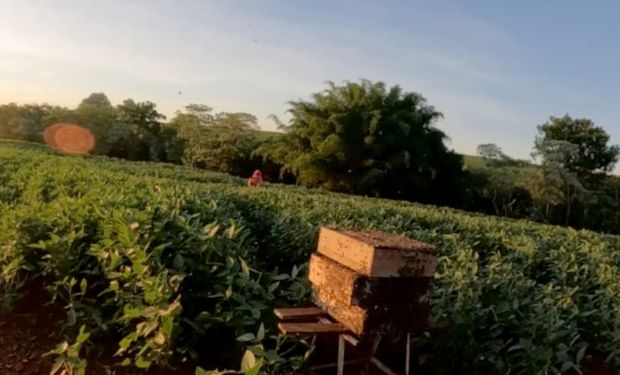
247;169;265;187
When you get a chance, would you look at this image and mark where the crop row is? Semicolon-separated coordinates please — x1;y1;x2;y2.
1;140;619;374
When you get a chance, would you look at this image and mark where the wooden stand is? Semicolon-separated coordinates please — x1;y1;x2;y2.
275;306;412;375
278;228;443;374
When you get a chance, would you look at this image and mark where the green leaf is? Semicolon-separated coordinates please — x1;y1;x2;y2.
76;325;90;345
267;282;280;293
173;253;185;269
204;224;220;237
118;332;138;351
135;356;152;369
291;265;299;279
67;308;77;326
123;305;141;319
244;360;263;375
256;324;265;341
560;361;576;373
576;345;587;364
50;361;63;375
236;333;255;342
240;258;250;278
80;278;88;294
240;349;256;372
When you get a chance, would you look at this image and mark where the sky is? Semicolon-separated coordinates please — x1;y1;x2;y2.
1;0;620;160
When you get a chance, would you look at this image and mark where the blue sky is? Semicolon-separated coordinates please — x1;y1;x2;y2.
1;0;619;160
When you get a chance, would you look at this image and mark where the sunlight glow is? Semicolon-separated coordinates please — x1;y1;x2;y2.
43;123;95;155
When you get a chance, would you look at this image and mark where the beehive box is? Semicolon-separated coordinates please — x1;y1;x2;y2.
316;227;437;277
310;227;437;336
309;253;432;307
312;276;430;335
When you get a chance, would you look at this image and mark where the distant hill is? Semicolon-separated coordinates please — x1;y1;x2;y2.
462;154;489;170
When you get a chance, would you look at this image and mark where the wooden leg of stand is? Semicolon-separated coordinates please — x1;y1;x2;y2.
405;333;411;375
338;335;345;375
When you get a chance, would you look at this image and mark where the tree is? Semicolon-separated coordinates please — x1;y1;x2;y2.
470;168;532;218
169;105;261;175
535;115;619;179
531;140;589;225
199;112;259;175
78;93;112;109
477;143;529;168
532;115;618;226
182;104;214;126
0;103;51;142
256;80;468;205
470;144;530;217
115;99;175;161
116;100;165;133
477;143;509;163
72;93;118;154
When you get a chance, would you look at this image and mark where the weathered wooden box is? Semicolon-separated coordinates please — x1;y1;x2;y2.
312;278;430;335
309;253;432;307
310;227;437;336
316;227;437;277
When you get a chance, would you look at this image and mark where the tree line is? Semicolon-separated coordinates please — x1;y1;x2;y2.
0;93;285;180
1;80;620;234
471;115;620;233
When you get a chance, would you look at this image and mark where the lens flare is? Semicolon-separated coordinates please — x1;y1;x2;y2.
43;123;95;155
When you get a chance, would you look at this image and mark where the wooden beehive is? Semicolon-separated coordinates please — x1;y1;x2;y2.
309;253;432;307
316;227;437;277
310;227;437;336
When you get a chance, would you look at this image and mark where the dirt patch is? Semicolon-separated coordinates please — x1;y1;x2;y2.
0;282;195;375
0;283;60;375
580;349;615;375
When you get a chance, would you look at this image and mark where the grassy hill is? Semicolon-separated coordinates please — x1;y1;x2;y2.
462;154;489;169
0;139;619;373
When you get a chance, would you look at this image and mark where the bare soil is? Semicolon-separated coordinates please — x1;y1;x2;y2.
0;283;194;375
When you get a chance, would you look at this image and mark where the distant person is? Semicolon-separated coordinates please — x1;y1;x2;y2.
247;169;265;187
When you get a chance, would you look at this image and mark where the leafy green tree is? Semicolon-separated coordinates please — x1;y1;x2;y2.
535;115;619;180
472;144;533;217
116;100;165;133
477;143;509;163
256;80;468;205
170;105;261;175
169;105;213;167
199;113;259;175
79;93;112;108
471;168;532;218
72;93;118;154
477;143;528;168
585;175;620;232
532;116;618;226
0;103;52;141
531;140;589;225
115;99;179;161
183;104;214;125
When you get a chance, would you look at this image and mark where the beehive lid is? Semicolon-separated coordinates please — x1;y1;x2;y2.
339;229;436;253
317;227;437;277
